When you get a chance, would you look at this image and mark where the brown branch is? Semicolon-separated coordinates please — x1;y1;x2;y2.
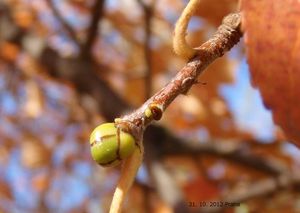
80;0;105;58
164;139;287;176
45;0;78;44
145;125;287;176
119;13;242;135
46;0;105;58
40;47;130;120
137;0;154;99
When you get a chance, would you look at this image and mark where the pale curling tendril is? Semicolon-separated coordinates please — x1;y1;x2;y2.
173;0;201;59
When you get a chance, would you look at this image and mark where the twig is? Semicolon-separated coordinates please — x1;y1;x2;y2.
120;13;242;132
110;13;242;213
80;0;105;58
45;0;78;44
137;0;154;99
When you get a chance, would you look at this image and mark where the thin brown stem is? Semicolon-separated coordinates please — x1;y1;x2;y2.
80;0;106;58
45;0;78;44
121;13;242;131
165;140;287;176
137;0;154;99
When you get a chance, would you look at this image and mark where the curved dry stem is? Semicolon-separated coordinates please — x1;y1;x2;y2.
173;0;201;59
109;146;144;213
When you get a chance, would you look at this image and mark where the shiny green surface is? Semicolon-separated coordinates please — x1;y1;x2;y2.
90;122;136;167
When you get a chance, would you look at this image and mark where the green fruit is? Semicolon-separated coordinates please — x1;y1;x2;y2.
90;123;136;167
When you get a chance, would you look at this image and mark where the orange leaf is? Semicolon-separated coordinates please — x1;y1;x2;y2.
21;137;51;169
0;180;12;200
195;0;238;26
241;0;300;144
0;42;20;62
13;7;35;28
183;176;220;201
31;173;50;193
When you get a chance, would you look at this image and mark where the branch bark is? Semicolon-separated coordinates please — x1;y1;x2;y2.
80;0;105;58
120;13;242;133
137;0;154;99
45;0;78;44
40;47;130;120
109;13;242;212
164;138;287;176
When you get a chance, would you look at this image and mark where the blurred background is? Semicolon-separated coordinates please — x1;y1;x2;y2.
0;0;300;212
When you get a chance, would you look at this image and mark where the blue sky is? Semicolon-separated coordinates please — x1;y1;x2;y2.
220;58;276;142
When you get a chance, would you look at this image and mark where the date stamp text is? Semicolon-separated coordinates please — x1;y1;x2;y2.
187;201;240;208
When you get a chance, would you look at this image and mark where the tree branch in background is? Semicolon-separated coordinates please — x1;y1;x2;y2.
40;47;130;120
45;0;79;45
80;0;105;58
163;138;287;176
137;0;154;99
145;125;296;213
199;173;300;213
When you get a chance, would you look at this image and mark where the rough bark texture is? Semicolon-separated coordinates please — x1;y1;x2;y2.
122;13;242;131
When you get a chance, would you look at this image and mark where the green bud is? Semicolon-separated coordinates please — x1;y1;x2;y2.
144;104;163;120
90;123;136;167
144;108;153;118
